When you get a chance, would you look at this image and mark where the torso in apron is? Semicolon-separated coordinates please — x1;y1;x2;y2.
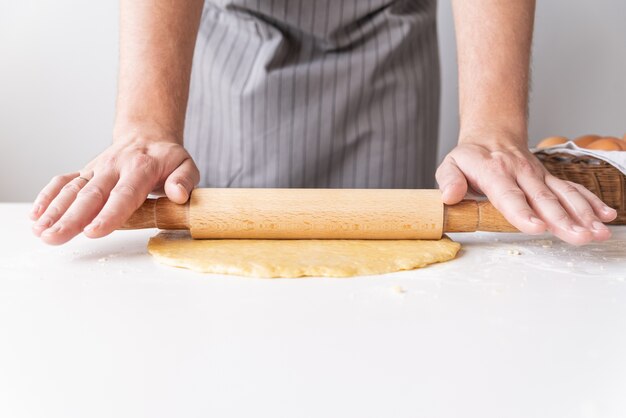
184;0;440;189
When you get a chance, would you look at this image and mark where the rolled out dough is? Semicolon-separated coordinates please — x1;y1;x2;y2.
148;231;461;278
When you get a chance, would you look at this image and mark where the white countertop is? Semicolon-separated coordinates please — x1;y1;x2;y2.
1;203;625;418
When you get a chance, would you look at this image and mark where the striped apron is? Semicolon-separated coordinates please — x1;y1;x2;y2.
184;0;440;189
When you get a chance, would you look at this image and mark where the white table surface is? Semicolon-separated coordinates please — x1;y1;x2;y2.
0;203;625;418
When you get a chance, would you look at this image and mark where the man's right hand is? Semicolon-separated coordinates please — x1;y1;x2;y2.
30;137;199;245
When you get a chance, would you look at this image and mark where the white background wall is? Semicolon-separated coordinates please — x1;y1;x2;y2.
1;0;625;202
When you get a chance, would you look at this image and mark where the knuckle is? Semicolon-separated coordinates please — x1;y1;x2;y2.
37;191;52;204
592;197;606;207
500;188;525;200
172;176;192;190
61;182;82;195
578;209;597;222
532;189;558;203
516;158;538;176
561;183;579;195
553;212;571;223
110;183;138;199
46;205;61;218
436;163;455;179
488;159;506;172
440;155;455;166
485;157;509;174
98;209;121;223
79;184;106;201
130;154;156;173
100;156;118;172
567;180;587;191
51;175;67;185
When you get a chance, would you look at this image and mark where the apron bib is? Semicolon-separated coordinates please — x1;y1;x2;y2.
184;0;440;188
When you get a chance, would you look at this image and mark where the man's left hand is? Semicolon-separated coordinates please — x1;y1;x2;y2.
436;132;617;245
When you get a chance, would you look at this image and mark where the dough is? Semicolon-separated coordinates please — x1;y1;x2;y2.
147;231;461;278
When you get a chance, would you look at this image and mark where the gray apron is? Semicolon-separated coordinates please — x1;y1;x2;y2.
184;0;440;189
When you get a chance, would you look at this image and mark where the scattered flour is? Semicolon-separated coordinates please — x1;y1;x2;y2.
391;285;407;295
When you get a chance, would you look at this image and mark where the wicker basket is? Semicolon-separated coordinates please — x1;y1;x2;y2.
535;152;625;225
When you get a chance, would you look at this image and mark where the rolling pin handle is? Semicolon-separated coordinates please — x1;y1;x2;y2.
444;200;518;233
120;197;190;231
476;200;518;232
120;199;157;230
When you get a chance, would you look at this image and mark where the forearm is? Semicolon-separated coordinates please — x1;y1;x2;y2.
114;0;204;143
438;1;616;244
452;0;536;143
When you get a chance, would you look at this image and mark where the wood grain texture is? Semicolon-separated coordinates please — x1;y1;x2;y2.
155;198;189;230
443;200;478;232
444;200;517;232
122;189;518;238
120;198;189;230
120;198;157;230
189;188;444;239
476;200;518;232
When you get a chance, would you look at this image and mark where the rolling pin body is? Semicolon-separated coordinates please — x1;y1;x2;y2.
122;188;516;239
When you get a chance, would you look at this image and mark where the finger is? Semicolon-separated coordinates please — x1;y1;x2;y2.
435;158;468;205
32;175;89;237
517;175;594;245
163;158;200;204
83;164;159;239
545;177;611;241
40;172;117;245
568;181;618;223
30;172;79;221
479;176;547;235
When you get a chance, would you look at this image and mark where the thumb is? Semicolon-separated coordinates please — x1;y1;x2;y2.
435;158;468;205
164;158;200;204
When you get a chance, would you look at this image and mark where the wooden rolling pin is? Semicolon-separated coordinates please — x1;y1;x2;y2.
121;188;517;239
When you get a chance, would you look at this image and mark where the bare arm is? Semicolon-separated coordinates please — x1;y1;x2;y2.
115;0;204;141
453;0;533;142
31;0;204;245
436;0;616;245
